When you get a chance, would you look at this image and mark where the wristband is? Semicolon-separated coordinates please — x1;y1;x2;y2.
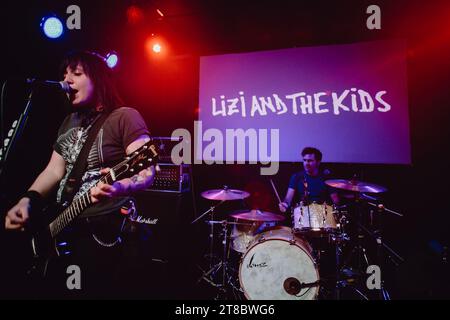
23;190;43;207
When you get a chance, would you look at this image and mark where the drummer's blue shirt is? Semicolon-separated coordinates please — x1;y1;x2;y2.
288;171;334;204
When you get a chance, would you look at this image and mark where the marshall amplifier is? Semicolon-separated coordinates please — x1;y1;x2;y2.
124;190;201;298
147;163;190;193
127;190;196;262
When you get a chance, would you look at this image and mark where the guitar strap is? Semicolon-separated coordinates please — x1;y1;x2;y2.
61;111;111;204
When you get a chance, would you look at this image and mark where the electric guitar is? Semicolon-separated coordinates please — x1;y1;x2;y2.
27;140;159;277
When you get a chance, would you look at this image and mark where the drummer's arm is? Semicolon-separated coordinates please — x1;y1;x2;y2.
279;188;295;213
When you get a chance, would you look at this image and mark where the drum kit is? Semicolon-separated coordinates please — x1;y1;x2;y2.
194;179;404;300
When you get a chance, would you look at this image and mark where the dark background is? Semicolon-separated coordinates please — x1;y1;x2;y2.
0;0;449;299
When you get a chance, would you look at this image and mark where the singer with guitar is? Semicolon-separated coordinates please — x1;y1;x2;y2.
4;51;156;298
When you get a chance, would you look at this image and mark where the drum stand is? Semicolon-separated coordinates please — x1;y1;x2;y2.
192;200;225;268
335;199;404;300
355;208;404;300
335;235;371;300
333;198;372;300
197;220;240;299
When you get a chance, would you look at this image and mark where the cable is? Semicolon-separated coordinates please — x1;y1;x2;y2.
295;287;312;298
189;163;198;219
0;80;7;164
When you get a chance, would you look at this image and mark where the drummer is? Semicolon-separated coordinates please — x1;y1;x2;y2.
279;147;339;213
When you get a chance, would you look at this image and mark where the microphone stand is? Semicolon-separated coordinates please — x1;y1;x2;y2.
355;203;404;300
337;193;372;300
0;89;34;178
367;201;404;217
358;210;405;266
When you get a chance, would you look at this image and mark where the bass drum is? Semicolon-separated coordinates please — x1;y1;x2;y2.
231;220;276;253
239;227;319;300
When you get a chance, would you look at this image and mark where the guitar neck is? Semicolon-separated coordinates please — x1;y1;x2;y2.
47;142;158;238
48;173;115;238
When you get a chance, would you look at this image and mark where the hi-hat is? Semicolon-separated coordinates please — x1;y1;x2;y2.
230;209;285;222
201;187;250;201
325;179;387;193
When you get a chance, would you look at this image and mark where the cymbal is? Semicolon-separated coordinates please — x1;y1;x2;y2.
341;192;381;201
205;220;254;226
201;188;250;201
230;209;285;222
325;179;387;193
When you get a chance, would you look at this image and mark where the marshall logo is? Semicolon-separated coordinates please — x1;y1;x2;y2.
247;254;268;269
129;215;158;225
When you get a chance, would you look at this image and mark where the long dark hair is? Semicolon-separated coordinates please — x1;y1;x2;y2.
60;50;123;112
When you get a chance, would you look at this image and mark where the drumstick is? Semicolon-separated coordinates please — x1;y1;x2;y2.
270;179;282;204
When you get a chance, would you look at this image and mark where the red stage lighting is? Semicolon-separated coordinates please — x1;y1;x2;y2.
145;35;168;58
152;43;162;53
126;5;143;25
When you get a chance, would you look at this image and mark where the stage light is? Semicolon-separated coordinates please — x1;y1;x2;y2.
152;43;162;53
145;35;168;58
156;9;164;18
105;52;118;68
40;16;64;39
126;5;143;24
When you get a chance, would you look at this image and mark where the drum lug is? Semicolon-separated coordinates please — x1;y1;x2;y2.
313;259;319;267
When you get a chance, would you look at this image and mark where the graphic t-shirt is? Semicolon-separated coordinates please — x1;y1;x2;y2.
53;107;149;203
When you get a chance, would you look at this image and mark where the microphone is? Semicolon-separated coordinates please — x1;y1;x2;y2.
284;277;301;295
26;79;71;93
283;278;320;295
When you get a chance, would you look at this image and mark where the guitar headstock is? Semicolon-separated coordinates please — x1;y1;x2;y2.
109;140;159;180
126;140;159;173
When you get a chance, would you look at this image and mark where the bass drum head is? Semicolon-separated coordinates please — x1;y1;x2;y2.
239;227;319;300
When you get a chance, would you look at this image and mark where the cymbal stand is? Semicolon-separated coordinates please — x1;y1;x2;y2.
330;212;351;300
337;196;372;300
357;205;404;300
197;220;239;299
192;200;225;268
338;199;404;300
331;231;344;300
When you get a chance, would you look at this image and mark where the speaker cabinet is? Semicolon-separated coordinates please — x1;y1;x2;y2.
126;190;201;298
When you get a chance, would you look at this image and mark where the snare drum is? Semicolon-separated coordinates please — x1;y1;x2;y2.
292;202;337;235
